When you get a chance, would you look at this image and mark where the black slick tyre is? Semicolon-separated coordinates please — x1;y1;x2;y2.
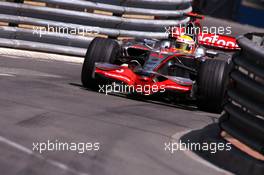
197;59;231;113
81;37;120;89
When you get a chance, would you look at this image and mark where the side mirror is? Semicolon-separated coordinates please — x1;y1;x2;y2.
195;47;206;58
206;50;219;58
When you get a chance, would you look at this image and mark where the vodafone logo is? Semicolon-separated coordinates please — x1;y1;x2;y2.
199;34;239;49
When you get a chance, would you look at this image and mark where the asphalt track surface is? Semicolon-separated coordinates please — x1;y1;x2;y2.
0;54;231;175
0;18;263;175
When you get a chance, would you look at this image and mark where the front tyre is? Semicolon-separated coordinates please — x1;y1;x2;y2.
81;37;120;89
197;59;231;113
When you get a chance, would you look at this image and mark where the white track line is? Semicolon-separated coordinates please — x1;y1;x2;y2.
0;48;84;64
0;73;15;77
0;136;90;175
171;130;233;175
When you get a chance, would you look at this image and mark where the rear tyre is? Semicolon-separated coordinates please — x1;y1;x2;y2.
81;37;120;89
197;59;231;113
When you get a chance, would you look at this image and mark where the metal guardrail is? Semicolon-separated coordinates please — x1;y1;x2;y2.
81;0;192;9
0;14;168;38
219;33;264;155
0;26;93;48
34;0;192;16
0;2;190;30
0;0;192;56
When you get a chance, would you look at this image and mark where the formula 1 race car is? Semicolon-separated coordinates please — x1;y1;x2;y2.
81;14;239;113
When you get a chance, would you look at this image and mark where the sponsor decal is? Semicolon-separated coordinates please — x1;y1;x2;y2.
198;33;240;49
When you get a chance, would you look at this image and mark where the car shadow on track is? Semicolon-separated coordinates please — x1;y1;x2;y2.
179;124;264;175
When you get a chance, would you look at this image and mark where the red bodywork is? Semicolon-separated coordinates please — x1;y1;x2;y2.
95;63;192;95
198;33;239;50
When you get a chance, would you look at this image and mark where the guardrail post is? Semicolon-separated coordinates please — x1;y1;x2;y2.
108;12;123;39
7;0;24;27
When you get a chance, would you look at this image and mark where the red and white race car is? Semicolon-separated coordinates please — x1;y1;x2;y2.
81;14;239;113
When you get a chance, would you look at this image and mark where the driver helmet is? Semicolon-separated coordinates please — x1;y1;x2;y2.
175;35;195;53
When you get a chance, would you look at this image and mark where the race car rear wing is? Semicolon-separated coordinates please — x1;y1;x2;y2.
169;13;240;51
170;27;240;50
